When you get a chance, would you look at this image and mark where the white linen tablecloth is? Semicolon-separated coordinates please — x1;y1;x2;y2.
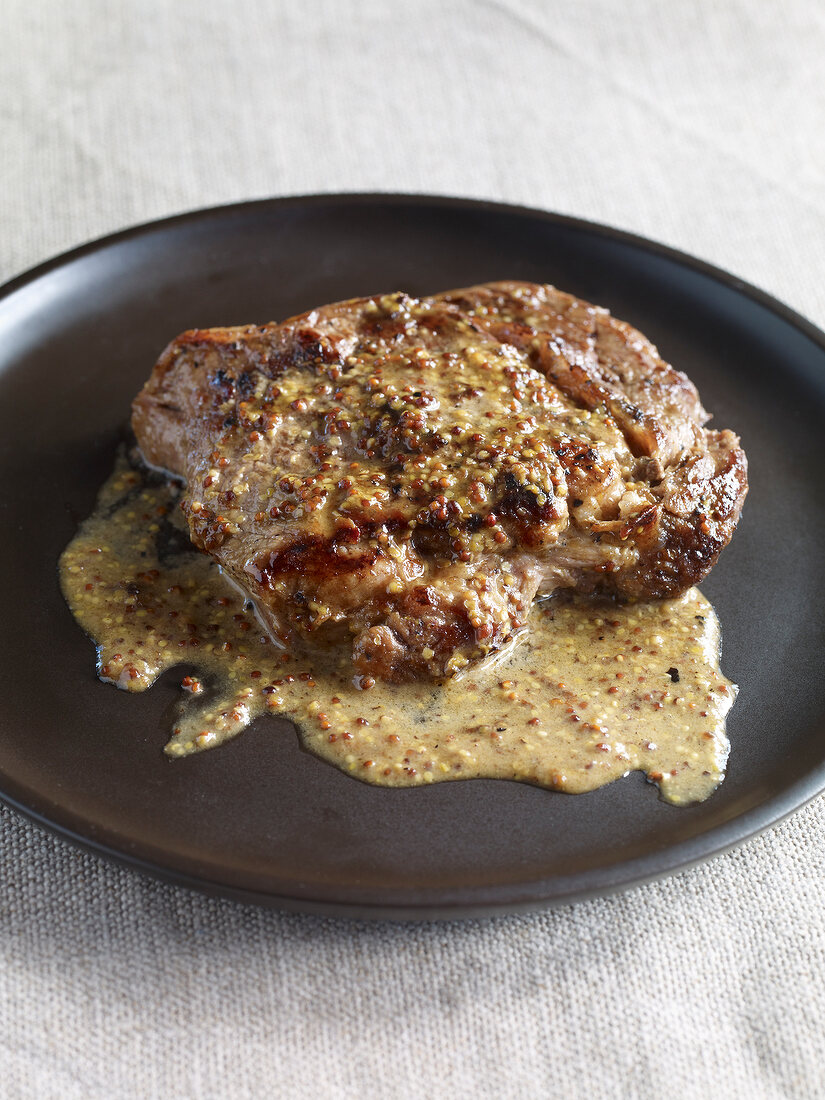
3;1;825;1096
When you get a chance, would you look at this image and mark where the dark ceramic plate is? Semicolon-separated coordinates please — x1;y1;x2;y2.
1;195;824;919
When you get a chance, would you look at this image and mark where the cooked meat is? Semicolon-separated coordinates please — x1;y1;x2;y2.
132;281;747;681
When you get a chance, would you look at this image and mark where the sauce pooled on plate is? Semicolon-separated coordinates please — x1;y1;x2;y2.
60;450;737;805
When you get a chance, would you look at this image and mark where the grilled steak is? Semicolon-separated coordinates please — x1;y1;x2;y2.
132;281;747;681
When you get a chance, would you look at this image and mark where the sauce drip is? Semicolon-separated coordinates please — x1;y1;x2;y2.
60;451;737;805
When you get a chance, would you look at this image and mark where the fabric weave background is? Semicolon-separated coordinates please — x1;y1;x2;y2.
2;1;825;1097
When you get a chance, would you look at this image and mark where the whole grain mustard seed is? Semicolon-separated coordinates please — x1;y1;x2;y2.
60;451;736;806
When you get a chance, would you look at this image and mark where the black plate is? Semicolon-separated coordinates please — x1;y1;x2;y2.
1;195;824;919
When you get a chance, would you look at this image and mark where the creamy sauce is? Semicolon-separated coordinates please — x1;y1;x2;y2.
60;451;737;805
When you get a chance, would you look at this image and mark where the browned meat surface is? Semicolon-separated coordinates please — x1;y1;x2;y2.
132;281;747;681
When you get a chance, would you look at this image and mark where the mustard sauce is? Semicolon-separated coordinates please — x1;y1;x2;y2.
60;451;736;805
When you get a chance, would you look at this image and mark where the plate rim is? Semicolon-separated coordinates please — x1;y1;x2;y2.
2;191;825;920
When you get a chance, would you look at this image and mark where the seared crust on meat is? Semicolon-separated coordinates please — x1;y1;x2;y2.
132;282;747;681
